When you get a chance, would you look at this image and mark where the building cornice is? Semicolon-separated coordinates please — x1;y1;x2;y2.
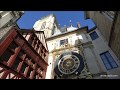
46;26;88;41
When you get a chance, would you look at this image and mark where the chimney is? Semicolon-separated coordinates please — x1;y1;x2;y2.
77;22;81;28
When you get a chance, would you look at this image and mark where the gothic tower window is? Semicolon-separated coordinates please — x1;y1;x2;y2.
41;21;46;30
52;25;56;35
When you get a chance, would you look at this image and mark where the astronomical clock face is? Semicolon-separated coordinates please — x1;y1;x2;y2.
54;52;84;78
58;55;80;74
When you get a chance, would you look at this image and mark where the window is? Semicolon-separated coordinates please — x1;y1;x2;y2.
9;41;18;51
20;63;28;74
52;26;55;35
60;39;68;46
31;60;35;67
89;31;99;40
33;72;37;79
26;67;33;78
100;51;118;70
0;49;13;62
22;33;28;38
12;57;21;70
36;44;39;52
41;22;46;30
18;50;25;59
60;40;64;46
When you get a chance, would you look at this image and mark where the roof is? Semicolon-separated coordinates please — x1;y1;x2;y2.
60;25;78;34
19;28;44;33
67;26;78;32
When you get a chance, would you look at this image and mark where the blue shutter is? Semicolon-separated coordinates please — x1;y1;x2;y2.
100;51;118;70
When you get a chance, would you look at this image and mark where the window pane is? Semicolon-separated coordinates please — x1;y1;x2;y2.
18;50;25;59
26;68;32;78
105;52;114;62
60;40;65;45
100;51;118;70
100;54;109;64
52;30;54;35
9;41;18;50
60;39;68;46
12;57;20;70
20;63;28;74
111;62;118;68
65;39;68;43
102;58;109;64
105;52;111;58
0;49;13;62
52;26;55;35
105;64;112;70
33;72;37;79
105;52;118;68
90;31;98;40
107;57;115;63
41;22;46;30
28;38;33;45
94;33;98;38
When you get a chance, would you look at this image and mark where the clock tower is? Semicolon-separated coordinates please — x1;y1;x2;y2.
33;13;120;79
33;14;93;79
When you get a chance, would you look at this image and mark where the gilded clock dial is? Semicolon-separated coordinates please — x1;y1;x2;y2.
58;55;80;74
54;52;84;78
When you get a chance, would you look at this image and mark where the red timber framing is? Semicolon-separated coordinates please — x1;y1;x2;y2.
0;26;48;79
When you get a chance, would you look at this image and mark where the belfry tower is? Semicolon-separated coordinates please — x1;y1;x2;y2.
33;14;92;79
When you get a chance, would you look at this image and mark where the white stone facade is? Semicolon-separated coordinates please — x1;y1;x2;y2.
33;14;120;79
